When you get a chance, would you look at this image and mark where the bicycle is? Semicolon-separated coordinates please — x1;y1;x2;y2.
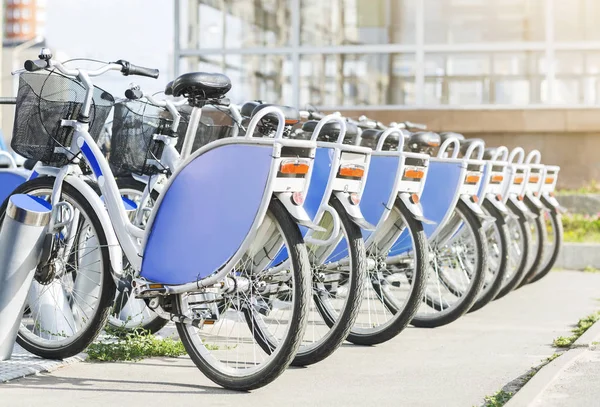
3;49;322;390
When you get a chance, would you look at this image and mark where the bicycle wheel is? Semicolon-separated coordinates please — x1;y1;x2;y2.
291;196;365;366
411;199;487;328
175;199;310;391
519;201;546;286
468;199;509;312
107;177;167;334
346;200;428;345
494;200;531;299
0;177;115;359
528;206;562;283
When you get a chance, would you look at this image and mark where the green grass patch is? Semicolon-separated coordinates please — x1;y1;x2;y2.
86;326;186;362
552;311;600;348
557;180;600;195
482;390;513;407
562;213;600;243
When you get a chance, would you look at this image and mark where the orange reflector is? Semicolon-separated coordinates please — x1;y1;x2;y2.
349;193;360;205
410;193;419;204
404;169;425;179
285;119;300;125
514;176;524;185
427;141;440;147
517;195;524;201
534;192;540;197
550;192;555;197
148;284;163;289
339;165;365;178
203;320;215;325
545;177;554;184
471;195;479;203
496;194;503;201
491;174;504;183
280;161;310;175
529;175;540;183
465;174;481;184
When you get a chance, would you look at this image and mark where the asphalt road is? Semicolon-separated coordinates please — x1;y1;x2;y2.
1;270;599;407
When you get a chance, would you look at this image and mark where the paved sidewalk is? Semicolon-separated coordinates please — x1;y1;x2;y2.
1;270;599;407
0;344;85;383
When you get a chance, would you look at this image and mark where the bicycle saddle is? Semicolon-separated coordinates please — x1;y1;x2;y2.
406;131;441;153
439;131;465;143
301;120;359;143
359;129;383;149
459;138;485;156
171;72;232;100
483;147;501;160
240;100;262;118
164;80;174;96
251;104;300;125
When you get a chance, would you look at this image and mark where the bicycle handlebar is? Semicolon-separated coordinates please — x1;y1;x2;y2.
23;57;159;79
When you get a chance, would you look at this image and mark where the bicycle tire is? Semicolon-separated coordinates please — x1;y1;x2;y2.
175;198;310;391
0;177;115;359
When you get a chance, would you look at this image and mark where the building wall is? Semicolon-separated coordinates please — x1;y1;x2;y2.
339;108;600;189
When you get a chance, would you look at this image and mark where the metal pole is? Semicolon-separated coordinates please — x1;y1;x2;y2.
0;194;51;360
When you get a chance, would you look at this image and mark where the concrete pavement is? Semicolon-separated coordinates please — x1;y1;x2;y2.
1;270;599;407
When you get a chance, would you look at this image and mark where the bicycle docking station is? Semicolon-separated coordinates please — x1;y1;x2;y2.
0;194;51;360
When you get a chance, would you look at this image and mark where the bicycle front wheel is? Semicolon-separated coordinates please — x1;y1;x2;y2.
175;199;310;391
0;177;115;359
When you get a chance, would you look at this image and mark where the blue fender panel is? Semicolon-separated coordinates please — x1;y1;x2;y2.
326;154;400;260
0;171;28;205
389;161;461;255
141;144;273;285
359;155;400;241
421;161;462;238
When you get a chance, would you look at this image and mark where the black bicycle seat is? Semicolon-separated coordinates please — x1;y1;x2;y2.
171;72;232;100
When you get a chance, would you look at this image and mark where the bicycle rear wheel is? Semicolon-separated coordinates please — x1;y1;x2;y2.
519;201;546;286
411;199;487;328
346;199;428;345
0;177;115;359
175;199;310;391
292;196;366;366
494;200;531;299
528;206;562;283
468;199;509;312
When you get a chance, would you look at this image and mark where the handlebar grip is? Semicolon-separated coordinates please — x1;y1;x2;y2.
125;88;144;100
24;59;47;72
114;60;159;79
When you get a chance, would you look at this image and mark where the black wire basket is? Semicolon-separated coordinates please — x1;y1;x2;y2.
176;105;236;154
12;72;114;167
109;100;174;177
109;101;236;177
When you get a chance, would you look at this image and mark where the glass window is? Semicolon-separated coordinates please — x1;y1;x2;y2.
299;53;415;106
183;0;293;49
424;0;545;44
13;23;20;33
184;54;292;104
300;0;416;46
22;8;30;18
555;0;600;42
22;23;29;34
424;51;544;105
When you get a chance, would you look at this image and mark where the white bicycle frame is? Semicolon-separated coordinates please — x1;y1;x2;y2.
24;59;318;296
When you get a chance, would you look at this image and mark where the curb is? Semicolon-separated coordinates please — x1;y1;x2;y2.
504;319;600;407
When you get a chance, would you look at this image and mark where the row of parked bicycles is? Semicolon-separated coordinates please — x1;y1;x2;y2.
0;49;563;391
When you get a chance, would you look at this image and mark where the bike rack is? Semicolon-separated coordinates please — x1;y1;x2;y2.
0;194;51;360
